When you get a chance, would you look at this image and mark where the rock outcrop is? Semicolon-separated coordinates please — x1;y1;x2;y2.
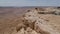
12;8;60;34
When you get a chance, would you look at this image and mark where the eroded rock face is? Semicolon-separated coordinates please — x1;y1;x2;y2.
12;8;60;34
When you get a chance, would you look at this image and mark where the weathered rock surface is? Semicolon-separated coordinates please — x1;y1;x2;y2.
1;7;60;34
12;8;60;34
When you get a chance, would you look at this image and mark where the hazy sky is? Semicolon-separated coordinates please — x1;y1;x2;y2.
0;0;60;7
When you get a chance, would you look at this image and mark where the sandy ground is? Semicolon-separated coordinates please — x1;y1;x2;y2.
0;7;32;34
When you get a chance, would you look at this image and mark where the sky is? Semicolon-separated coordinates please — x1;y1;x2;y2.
0;0;60;7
